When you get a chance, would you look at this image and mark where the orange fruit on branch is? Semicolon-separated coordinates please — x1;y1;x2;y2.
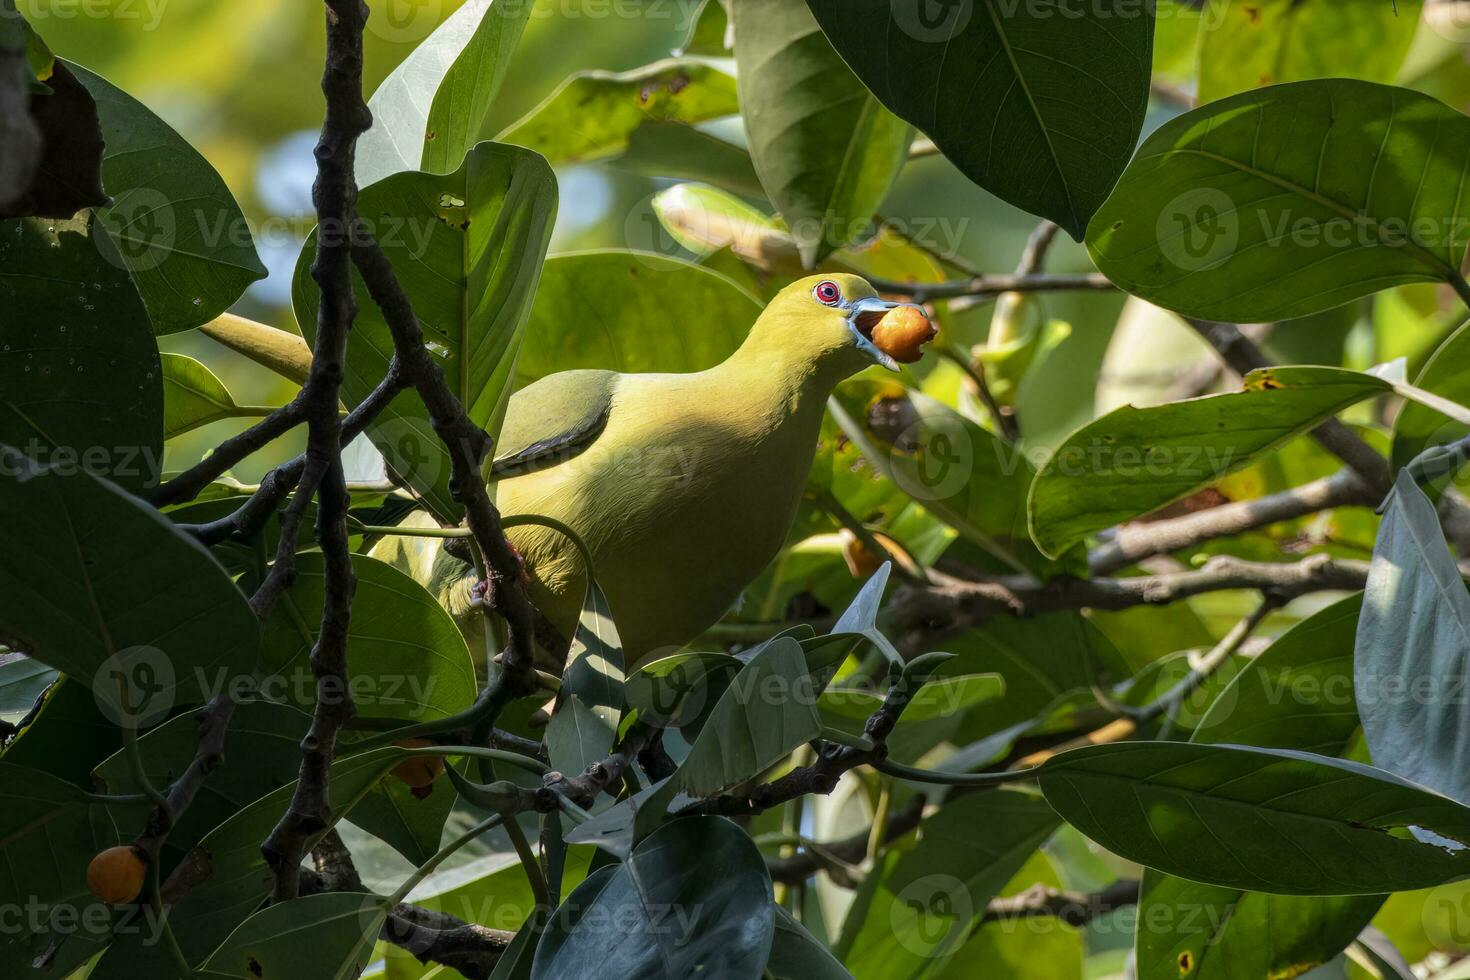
86;845;148;905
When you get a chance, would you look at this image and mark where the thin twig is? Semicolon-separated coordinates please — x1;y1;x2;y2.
868;271;1115;304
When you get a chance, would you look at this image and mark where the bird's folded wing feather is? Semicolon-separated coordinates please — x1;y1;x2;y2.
489;369;618;480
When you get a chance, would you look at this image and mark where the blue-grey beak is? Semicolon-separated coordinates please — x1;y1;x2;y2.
846;296;903;371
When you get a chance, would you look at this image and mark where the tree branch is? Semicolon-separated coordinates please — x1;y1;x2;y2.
260;0;373;901
980;879;1140;926
869;271;1115;304
1088;469;1376;575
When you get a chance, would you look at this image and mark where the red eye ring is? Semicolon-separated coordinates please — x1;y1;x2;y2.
814;280;842;305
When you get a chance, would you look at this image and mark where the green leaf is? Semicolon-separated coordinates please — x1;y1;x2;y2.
1139;593;1378;980
819;674;1004;738
1028;366;1392;558
546;694;615;781
532;817;774;979
161;353;271;439
561;579;625;725
1;676;121;787
515;250;760;385
625;650;744;730
676;637;823;797
1086;79;1470;322
1193;592;1362;754
347;766;456;866
261;553;477;723
359;0;532;185
1038;742;1470;895
733;0;911;266
203;892;386;980
837;790;1059;977
1197;0;1421;104
293;141;557;522
769;906;850;980
94;699;309;852
830;379;1051;572
0;215;162;492
1135;874;1383;980
1357;470;1470;803
1392;319;1470;471
0;651;54;719
804;0;1153;239
0;761;118;975
93;747;412;978
612;121;763;199
0;452;260;716
680;0;731;57
70;62;265;333
498;59;738;166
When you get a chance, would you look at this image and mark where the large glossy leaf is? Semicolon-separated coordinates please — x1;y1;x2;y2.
676;637;823;797
162;353;271;439
1087;80;1470;322
498;59;738;166
515;251;760;386
837;790;1059;978
261;553;477;722
805;0;1153;239
203;892;386;980
1357;470;1470;804
733;0;911;266
293;141;557;522
358;0;532;185
1;676;121;787
1139;593;1378;980
829;379;1050;572
1028;366;1392;558
1038;742;1470;895
1194;592;1362;754
0;215;162;491
1197;0;1421;103
1135;874;1383;980
769;906;850;980
531;817;773;979
546;694;615;780
0;761;119;975
0;454;260;715
1392;319;1470;471
70;62;265;333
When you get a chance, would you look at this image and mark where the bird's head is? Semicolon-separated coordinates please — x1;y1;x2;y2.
754;274;936;374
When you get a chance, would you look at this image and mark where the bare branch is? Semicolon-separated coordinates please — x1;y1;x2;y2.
869;271;1115;304
1088;469;1376;575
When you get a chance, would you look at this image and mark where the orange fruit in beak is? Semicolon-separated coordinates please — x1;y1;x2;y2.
87;845;148;904
872;306;936;363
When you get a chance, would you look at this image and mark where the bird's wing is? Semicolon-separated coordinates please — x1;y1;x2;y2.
489;370;617;480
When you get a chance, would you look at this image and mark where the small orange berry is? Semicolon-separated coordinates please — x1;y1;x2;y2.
871;306;936;363
86;845;148;905
392;739;444;789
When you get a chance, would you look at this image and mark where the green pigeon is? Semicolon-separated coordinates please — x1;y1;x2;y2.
381;273;935;662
